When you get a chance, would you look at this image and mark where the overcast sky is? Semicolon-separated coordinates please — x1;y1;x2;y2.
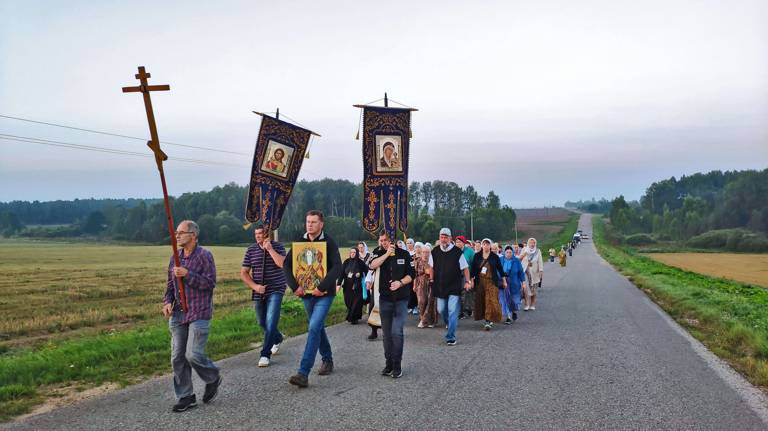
1;0;766;207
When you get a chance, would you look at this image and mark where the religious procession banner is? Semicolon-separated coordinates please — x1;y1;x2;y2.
292;241;327;294
245;112;318;232
356;104;417;238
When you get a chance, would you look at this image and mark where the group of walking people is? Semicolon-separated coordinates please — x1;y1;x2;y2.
160;210;551;412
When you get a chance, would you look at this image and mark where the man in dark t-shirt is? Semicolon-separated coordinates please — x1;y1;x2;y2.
368;230;415;378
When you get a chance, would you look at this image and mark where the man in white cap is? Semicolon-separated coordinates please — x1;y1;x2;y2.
429;228;471;345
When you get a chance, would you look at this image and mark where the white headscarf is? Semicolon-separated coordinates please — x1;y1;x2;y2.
525;238;538;259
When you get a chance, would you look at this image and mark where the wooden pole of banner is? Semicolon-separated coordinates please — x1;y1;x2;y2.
122;66;188;313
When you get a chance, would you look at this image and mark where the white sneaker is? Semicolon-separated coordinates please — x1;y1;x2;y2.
417;321;425;328
258;356;270;367
530;306;536;311
524;305;530;311
270;343;280;355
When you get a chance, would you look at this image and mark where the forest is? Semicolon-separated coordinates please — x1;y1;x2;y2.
0;180;517;245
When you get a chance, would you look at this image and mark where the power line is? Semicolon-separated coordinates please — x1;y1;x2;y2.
0;114;250;156
0;134;247;167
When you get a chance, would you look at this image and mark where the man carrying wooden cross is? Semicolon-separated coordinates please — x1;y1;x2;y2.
162;220;223;412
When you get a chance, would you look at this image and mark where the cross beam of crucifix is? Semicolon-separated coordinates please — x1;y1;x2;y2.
122;66;188;313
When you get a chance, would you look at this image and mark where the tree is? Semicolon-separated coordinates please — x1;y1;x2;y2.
82;211;107;235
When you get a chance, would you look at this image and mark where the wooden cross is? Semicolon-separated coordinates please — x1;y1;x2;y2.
122;66;188;313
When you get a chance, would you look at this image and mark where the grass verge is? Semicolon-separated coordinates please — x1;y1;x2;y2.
0;293;347;422
592;216;768;390
539;211;579;253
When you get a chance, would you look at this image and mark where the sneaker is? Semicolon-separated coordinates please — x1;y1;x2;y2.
427;324;434;328
202;375;222;403
381;364;393;376
258;356;270;367
512;312;518;321
318;360;334;376
484;323;491;331
367;332;378;341
288;373;308;388
271;343;280;355
505;318;512;325
172;394;197;412
530;306;536;311
391;368;403;379
524;306;530;311
417;321;425;328
446;339;457;346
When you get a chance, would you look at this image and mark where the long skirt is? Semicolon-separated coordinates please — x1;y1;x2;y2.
474;275;502;322
342;280;364;322
415;276;437;325
508;279;522;311
498;287;512;317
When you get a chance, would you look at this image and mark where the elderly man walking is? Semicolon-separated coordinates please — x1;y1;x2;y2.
429;228;472;346
162;220;222;412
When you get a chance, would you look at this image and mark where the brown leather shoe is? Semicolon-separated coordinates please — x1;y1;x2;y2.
288;374;308;388
317;360;334;376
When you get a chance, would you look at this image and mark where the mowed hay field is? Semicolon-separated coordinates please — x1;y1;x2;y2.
514;208;575;243
0;240;252;351
646;253;768;288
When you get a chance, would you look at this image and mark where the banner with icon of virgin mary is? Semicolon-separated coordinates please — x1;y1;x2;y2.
357;105;416;238
245;113;317;233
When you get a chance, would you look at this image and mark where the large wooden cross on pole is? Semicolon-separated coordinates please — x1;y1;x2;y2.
122;66;188;312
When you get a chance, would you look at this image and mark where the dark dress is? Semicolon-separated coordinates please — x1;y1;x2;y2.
338;257;367;322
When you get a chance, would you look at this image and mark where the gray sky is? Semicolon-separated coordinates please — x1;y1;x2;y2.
1;0;766;207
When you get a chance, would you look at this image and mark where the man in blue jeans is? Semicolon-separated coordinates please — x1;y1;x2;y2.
240;224;287;368
429;228;472;345
284;210;342;388
368;230;415;378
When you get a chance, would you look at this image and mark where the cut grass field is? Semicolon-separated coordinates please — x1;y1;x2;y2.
0;240;348;421
646;253;768;288
592;217;768;392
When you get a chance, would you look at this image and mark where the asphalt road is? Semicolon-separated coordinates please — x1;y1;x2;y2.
4;214;768;430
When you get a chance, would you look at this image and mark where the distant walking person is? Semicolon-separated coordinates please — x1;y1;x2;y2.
337;247;367;324
521;238;545;311
368;230;415;378
559;246;567;267
285;210;342;388
470;238;506;330
162;220;222;412
240;224;287;368
430;228;472;345
502;245;526;323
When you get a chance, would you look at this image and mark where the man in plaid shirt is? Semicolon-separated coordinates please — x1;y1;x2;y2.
162;220;223;412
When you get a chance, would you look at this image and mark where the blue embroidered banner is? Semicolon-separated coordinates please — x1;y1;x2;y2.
245;114;314;232
360;106;414;238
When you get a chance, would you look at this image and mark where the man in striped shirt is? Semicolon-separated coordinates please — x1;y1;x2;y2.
240;224;287;368
162;220;222;412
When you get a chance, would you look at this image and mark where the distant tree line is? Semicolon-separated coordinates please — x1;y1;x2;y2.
604;169;768;251
0;179;517;245
564;198;612;214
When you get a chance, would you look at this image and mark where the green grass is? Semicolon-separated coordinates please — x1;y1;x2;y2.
592;217;768;389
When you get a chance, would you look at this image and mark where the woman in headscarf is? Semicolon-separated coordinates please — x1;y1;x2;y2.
470;238;507;330
559;245;568;267
520;237;544;311
337;247;366;324
501;244;526;324
414;242;437;328
357;241;371;304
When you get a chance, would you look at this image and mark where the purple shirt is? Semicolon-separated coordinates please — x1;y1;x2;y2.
242;241;287;299
164;245;216;324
